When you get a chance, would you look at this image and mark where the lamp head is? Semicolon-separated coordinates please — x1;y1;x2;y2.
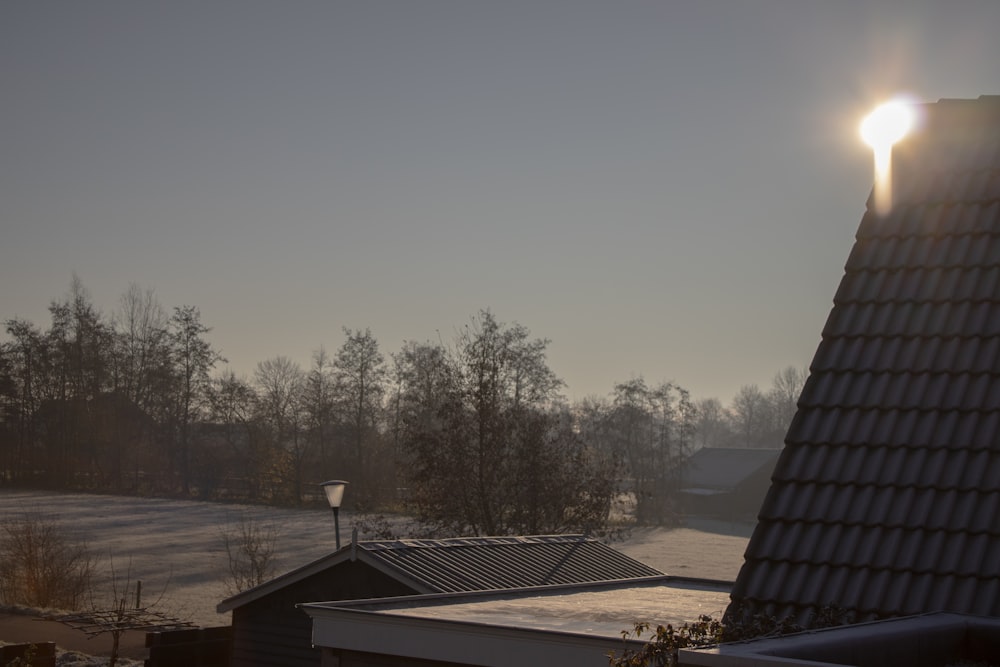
320;480;348;509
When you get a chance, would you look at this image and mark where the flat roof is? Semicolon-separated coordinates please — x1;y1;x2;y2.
368;577;731;637
307;576;729;633
303;578;733;666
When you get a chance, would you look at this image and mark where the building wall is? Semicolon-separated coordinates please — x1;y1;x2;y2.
324;649;468;667
230;561;418;667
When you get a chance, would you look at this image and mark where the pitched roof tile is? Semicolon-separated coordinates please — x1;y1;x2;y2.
727;96;1000;625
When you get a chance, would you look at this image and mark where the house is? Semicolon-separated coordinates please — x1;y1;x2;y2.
678;447;781;519
302;576;733;667
726;95;1000;628
300;95;1000;667
218;534;664;667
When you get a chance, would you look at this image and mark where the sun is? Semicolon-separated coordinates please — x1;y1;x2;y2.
860;98;916;216
860;100;915;150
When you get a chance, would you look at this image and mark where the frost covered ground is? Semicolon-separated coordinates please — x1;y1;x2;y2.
0;489;753;663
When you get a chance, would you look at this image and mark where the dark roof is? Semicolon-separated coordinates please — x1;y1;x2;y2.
680;447;781;494
359;534;663;591
728;95;1000;625
218;534;663;612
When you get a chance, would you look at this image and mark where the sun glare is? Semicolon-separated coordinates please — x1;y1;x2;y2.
860;99;916;216
860;100;915;150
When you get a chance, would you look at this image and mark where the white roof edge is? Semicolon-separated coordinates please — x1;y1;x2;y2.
216;547;352;613
217;545;442;612
303;603;646;667
300;575;731;613
217;539;704;614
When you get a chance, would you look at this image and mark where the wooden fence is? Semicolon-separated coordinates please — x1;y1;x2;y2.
0;642;56;667
145;626;232;667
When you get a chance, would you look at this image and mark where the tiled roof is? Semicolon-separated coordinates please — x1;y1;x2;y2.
358;534;663;592
680;447;781;493
727;96;1000;626
217;534;663;611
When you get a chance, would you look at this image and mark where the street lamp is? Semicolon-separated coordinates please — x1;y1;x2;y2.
320;480;348;549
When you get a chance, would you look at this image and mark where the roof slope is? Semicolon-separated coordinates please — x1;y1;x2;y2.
680;447;781;493
360;534;663;592
218;534;663;612
728;95;1000;625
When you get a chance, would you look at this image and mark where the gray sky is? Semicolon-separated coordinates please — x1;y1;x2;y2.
3;1;999;404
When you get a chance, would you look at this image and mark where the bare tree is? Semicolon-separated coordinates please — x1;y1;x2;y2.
254;356;306;503
302;347;337;479
399;310;615;536
58;557;187;667
42;277;115;486
768;365;807;434
692;397;733;449
334;328;388;506
0;510;95;609
166;306;224;494
1;319;45;483
210;371;262;499
729;384;772;448
111;283;168;411
219;511;281;595
604;378;695;525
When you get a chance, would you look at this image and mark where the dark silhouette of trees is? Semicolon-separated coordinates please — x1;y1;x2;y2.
165;305;224;494
253;356;306;504
396;310;616;536
1;319;44;484
208;370;260;498
0;277;808;529
303;347;337;480
107;284;169;491
593;378;695;525
333;328;388;507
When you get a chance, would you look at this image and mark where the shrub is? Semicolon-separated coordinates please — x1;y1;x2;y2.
0;511;95;609
219;511;280;595
609;617;725;667
609;606;856;666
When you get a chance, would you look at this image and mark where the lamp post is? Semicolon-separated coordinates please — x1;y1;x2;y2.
320;480;348;549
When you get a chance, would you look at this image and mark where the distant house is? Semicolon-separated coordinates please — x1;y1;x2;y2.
727;95;1000;628
678;447;781;519
218;534;664;667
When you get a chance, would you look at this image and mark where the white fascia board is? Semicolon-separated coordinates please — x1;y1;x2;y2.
305;606;636;667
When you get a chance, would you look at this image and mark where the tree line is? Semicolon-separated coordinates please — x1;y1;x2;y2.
0;278;806;533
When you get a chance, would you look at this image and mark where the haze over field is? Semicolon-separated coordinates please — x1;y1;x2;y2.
4;2;1000;403
0;490;751;628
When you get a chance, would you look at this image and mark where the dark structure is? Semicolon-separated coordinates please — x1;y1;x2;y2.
678;447;780;519
146;627;233;667
304;576;733;667
728;95;1000;626
0;643;56;667
218;534;663;667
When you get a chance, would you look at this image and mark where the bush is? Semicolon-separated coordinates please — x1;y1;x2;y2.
609;617;725;667
219;511;280;595
609;606;856;666
0;511;95;609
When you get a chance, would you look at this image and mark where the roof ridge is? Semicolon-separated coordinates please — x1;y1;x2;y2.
360;534;591;551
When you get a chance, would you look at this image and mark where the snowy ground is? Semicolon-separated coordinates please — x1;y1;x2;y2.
0;490;753;629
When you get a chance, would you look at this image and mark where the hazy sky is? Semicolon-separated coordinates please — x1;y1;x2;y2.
3;1;999;404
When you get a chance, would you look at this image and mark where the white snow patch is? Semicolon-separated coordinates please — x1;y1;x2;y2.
0;490;753;660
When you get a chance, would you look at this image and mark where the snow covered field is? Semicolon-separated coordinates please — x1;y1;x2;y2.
0;490;752;628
